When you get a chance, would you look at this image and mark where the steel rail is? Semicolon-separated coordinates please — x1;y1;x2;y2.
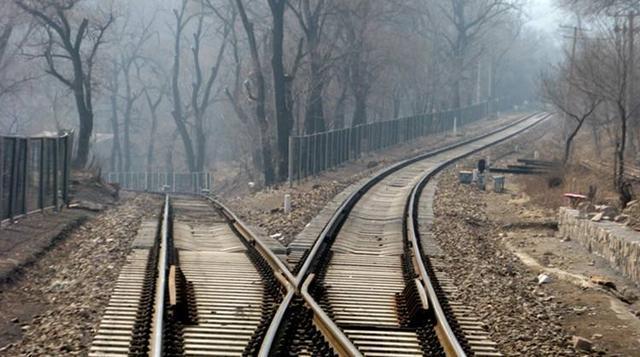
291;111;550;356
258;288;295;357
150;194;170;356
201;195;358;355
210;197;296;284
300;274;363;357
205;197;299;356
113;112;550;356
295;111;543;286
404;112;552;356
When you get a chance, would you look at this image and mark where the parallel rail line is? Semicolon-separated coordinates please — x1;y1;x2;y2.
90;112;549;356
275;112;550;356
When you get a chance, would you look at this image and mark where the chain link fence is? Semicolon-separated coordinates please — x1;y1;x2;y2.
288;98;522;184
105;171;213;194
0;133;73;222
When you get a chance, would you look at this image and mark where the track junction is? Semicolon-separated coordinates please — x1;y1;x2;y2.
89;112;550;356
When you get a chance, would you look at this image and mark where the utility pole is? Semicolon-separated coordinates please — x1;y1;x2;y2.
627;12;635;125
475;60;482;104
560;26;580;141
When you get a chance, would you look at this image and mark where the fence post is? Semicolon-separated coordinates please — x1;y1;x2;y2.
52;137;59;211
0;137;4;220
288;135;294;187
297;136;302;183
22;139;28;214
312;134;317;176
62;134;71;206
9;139;19;220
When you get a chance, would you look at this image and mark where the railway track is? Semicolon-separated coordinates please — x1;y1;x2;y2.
89;195;294;356
89;112;549;356
274;112;550;356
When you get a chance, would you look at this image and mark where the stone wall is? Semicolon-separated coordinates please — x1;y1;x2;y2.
558;208;640;286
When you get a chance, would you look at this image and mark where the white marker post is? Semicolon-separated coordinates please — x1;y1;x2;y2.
453;117;458;136
284;194;292;215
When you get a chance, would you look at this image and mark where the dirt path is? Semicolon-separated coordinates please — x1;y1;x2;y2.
432;120;640;356
0;194;162;356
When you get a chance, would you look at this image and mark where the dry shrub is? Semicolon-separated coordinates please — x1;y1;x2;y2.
517;163;620;210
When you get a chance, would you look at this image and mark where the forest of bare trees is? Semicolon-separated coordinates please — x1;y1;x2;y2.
0;0;552;186
545;0;640;206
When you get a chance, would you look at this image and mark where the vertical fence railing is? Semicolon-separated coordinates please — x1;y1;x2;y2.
289;97;520;184
105;171;214;194
0;132;73;222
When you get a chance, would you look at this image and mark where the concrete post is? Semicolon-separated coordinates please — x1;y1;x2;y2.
453;116;458;136
284;194;291;215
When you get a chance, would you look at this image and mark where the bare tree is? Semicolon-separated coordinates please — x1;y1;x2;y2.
542;65;601;164
289;0;335;134
265;0;294;181
119;18;156;172
143;83;164;172
106;59;123;172
16;0;113;168
170;0;230;173
426;0;520;108
234;0;276;185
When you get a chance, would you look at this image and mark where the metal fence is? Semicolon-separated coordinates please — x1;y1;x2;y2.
0;133;73;222
105;171;213;194
288;97;520;183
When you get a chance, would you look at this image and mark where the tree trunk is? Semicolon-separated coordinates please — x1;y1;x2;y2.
109;93;122;172
303;32;325;134
195;117;206;172
563;119;586;164
123;73;133;172
616;106;629;207
72;89;93;169
452;54;463;109
269;0;292;182
590;124;601;160
304;64;325;134
352;91;367;127
146;104;158;172
0;25;13;65
170;3;196;173
236;0;275;185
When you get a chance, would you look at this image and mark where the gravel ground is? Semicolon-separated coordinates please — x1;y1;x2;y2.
432;170;581;356
0;194;162;356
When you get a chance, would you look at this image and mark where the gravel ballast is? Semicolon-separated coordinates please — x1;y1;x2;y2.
432;170;579;355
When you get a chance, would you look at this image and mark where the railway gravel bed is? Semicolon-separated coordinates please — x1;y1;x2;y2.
0;194;162;356
226;113;524;247
432;170;581;356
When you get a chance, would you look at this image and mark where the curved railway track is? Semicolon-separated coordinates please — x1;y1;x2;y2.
274;112;550;356
90;112;549;356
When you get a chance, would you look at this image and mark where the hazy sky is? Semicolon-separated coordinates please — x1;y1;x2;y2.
526;0;565;33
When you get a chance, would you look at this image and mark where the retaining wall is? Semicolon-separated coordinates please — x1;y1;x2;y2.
558;207;640;286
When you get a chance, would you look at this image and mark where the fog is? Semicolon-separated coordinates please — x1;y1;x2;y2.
0;0;559;186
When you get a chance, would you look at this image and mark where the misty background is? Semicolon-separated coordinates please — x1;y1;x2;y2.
0;0;565;187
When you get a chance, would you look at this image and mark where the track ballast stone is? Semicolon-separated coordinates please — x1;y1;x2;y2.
432;170;579;356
